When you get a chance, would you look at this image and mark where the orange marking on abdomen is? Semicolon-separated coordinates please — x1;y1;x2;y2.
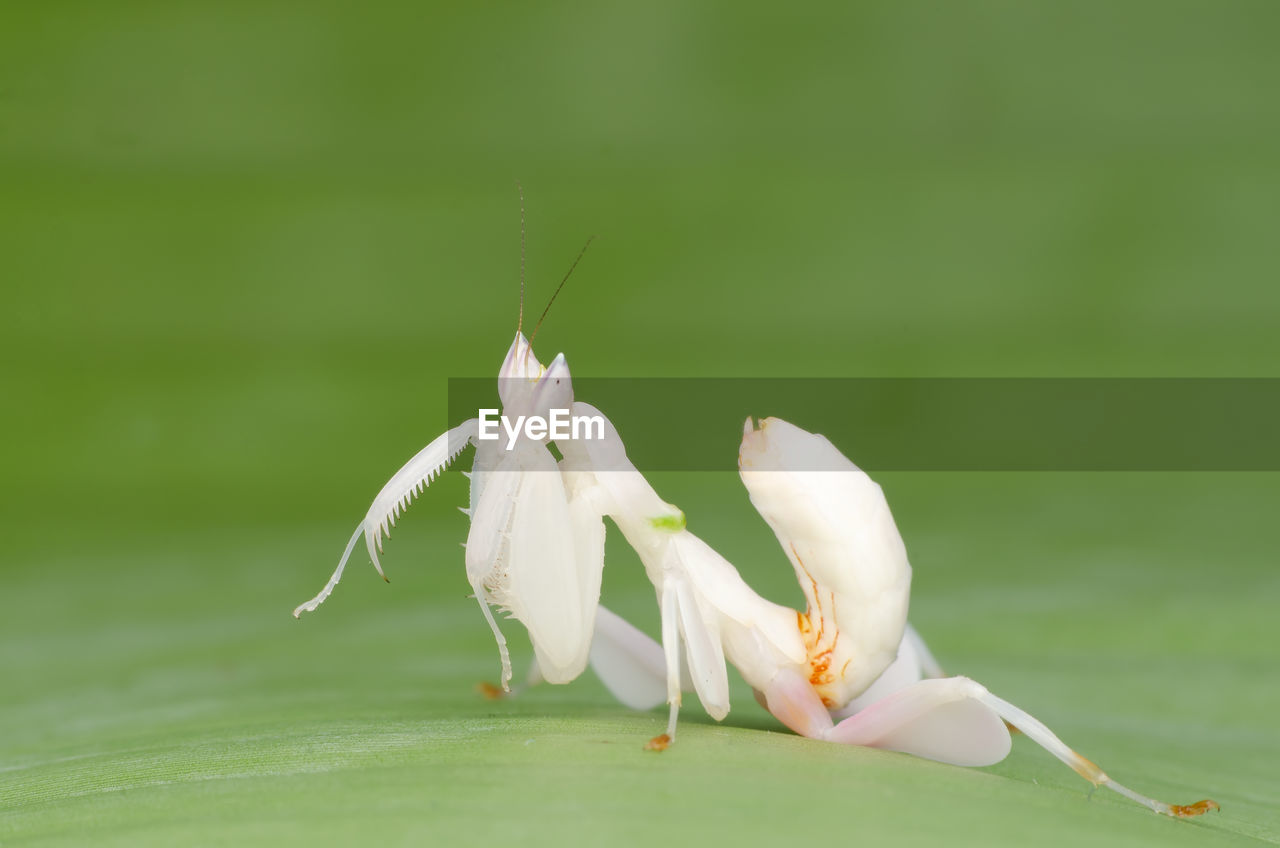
790;547;846;701
808;651;834;688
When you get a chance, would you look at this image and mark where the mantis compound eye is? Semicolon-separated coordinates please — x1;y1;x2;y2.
498;332;548;413
530;353;574;416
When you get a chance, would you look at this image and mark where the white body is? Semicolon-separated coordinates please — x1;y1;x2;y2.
294;336;1216;819
739;418;912;707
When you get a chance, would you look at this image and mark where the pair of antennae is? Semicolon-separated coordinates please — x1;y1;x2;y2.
515;181;594;345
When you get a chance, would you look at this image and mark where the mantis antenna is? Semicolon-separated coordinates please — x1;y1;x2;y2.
531;235;595;345
516;180;527;335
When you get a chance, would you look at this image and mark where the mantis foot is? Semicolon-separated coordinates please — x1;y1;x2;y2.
645;734;671;752
475;682;506;700
1170;800;1220;818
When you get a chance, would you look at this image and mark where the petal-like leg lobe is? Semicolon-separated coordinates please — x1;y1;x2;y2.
589;606;668;711
829;678;1011;767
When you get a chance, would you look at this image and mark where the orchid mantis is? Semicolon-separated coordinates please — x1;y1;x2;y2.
292;324;1217;820
291;194;1213;818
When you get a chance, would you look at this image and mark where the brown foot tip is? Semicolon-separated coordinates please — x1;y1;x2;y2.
475;682;506;700
1171;800;1220;818
644;734;671;752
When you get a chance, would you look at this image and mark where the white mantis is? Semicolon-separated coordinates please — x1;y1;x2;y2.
294;332;1217;817
292;210;1216;819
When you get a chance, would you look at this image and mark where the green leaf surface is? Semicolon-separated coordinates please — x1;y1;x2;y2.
2;1;1277;845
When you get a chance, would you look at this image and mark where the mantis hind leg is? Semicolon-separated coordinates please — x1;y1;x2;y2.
588;606;670;711
774;672;1218;819
824;676;1012;766
760;670;1011;766
974;689;1218;818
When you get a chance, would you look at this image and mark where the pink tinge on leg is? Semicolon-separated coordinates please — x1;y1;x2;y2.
761;667;837;739
827;677;1011;767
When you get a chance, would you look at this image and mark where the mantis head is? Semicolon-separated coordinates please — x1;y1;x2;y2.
499;200;590;429
498;331;574;423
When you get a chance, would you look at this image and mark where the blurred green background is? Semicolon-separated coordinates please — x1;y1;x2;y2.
1;2;1277;845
